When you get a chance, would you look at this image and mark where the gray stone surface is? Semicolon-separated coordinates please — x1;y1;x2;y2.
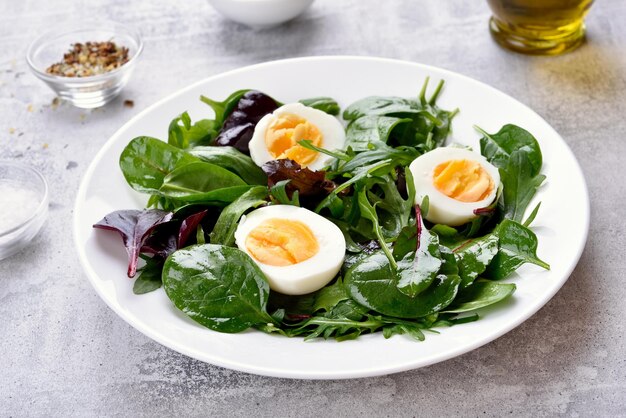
1;0;625;416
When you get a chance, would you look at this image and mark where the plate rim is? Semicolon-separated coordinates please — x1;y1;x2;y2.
73;55;590;379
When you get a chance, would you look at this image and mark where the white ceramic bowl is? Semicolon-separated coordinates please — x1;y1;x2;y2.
207;0;315;29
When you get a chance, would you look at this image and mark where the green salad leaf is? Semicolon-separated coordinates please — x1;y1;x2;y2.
299;97;340;115
343;96;420;121
499;150;546;222
168;112;217;149
190;146;266;185
209;186;268;246
345;115;412;151
444;281;516;313
159;161;250;203
484;220;550;279
162;244;274;333
452;233;500;288
344;249;460;319
478;124;545;222
200;89;250;127
119;136;199;194
478;124;543;176
133;256;164;295
393;207;442;298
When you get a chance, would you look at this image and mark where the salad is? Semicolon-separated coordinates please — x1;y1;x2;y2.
93;78;549;341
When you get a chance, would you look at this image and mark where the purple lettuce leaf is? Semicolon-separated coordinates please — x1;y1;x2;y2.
93;209;173;278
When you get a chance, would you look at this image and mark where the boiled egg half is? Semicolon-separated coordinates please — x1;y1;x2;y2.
408;147;500;226
249;103;346;170
234;205;345;295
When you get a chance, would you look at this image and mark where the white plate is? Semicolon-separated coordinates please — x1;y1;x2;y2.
74;56;589;379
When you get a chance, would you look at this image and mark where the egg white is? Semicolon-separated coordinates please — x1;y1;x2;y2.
249;102;346;171
234;205;346;295
408;147;501;226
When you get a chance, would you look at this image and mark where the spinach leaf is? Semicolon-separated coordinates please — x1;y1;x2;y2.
168;112;217;149
133;256;164;294
343;96;419;121
394;205;442;298
452;233;499;288
200;89;250;127
444;281;516;313
190;146;266;185
159;161;249;202
311;277;350;312
344;250;460;319
93;209;173;278
209;186;268;246
483;219;550;280
345;116;412;151
162;244;274;333
478;124;543;176
299;97;340;115
119;136;198;194
499;150;546;222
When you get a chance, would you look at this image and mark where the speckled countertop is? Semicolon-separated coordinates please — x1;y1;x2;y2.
1;0;625;416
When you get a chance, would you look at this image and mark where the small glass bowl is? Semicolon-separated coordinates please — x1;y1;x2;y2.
26;21;143;109
0;162;49;261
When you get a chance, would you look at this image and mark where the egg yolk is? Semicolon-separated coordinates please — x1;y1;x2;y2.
265;113;323;167
433;159;494;203
245;218;319;267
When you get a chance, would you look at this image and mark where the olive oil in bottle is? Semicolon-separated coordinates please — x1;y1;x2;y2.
486;0;594;55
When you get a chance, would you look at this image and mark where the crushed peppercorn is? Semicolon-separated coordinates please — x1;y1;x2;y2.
46;41;130;77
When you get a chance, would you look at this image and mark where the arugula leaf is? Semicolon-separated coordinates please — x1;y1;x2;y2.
119;136;199;194
190;146;266;185
483;219;550;280
162;244;275;333
345;115;412;151
394;205;442;298
444;281;516;313
299;97;340;115
452;233;499;288
209;186;268;246
369;171;415;239
382;322;426;341
315;159;392;213
357;189;397;269
337;143;419;174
